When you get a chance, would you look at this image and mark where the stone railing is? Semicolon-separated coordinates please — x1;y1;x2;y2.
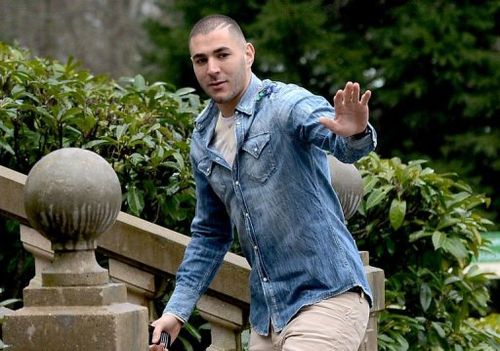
0;150;384;350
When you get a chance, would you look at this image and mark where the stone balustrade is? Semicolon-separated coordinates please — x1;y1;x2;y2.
1;149;148;350
0;150;384;351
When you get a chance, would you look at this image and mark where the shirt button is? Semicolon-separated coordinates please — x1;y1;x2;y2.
253;147;258;153
253;245;258;250
206;168;210;172
245;213;250;217
263;277;268;282
216;157;221;162
235;181;239;186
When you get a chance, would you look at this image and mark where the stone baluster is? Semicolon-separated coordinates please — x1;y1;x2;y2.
197;295;246;351
359;251;385;351
3;148;148;351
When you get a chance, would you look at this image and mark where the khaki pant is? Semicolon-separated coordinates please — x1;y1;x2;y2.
249;291;369;351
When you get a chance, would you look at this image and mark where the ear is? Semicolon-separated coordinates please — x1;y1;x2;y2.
245;42;255;67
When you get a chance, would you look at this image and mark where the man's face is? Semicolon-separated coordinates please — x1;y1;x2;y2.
189;26;254;116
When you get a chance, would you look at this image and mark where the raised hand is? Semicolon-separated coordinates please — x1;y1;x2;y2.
319;81;371;137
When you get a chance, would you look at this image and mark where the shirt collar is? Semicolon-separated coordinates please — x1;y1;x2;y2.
234;73;262;116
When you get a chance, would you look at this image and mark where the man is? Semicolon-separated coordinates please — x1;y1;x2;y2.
151;14;376;351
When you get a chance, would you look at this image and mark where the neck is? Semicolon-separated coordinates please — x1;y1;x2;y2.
217;73;253;117
218;103;236;118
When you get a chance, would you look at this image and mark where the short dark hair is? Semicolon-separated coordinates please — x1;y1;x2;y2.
189;14;246;42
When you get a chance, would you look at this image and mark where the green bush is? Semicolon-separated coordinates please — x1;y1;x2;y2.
0;41;205;349
350;153;499;350
1;42;498;350
0;41;202;233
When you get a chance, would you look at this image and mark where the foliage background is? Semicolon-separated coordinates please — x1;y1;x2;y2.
1;0;499;349
1;40;498;351
144;0;500;228
350;153;498;349
0;41;206;350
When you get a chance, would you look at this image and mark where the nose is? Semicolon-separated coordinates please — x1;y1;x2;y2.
207;58;220;75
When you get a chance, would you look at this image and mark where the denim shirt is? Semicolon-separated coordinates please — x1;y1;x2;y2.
164;74;377;336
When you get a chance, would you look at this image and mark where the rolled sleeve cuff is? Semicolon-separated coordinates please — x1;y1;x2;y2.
347;123;377;150
163;284;200;323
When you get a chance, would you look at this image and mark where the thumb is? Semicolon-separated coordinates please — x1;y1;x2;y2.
319;117;343;135
152;326;162;344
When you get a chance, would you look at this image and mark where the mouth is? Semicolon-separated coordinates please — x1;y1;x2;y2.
209;80;227;88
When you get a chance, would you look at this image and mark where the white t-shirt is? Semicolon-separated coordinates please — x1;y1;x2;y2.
210;113;236;167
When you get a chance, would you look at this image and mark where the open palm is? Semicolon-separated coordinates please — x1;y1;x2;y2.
319;81;371;137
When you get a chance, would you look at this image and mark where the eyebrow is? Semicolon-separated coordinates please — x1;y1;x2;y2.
191;46;231;60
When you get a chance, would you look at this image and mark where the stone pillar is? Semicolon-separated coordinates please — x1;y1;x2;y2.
3;148;148;351
359;252;385;351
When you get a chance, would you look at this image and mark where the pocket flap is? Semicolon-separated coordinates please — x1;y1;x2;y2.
242;133;271;158
197;157;213;176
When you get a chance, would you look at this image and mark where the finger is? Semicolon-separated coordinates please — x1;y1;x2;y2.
345;81;354;102
352;82;360;102
360;90;371;105
319;116;338;133
152;327;162;344
333;89;343;107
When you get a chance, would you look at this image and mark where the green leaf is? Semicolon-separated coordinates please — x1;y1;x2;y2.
445;191;471;208
389;199;406;229
0;140;15;155
365;185;392;211
378;334;393;343
115;124;128;140
442;237;468;261
420;282;432;312
362;175;378;194
409;230;433;242
129;153;145;166
133;74;146;91
175;87;196;96
126;186;144;217
84;139;111;148
172;151;185;170
431;321;446;338
432;231;446;250
436;216;460;230
178;337;194;351
444;276;461;285
0;298;22;307
183;322;202;342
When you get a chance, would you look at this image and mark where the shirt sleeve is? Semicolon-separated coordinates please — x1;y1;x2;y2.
163;157;233;321
286;89;377;163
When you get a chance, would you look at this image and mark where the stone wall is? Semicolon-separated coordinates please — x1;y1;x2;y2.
0;0;168;79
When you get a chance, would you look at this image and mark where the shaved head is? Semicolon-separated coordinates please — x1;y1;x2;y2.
189;14;246;44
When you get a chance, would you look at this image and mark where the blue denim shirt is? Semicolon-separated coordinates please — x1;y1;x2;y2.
165;74;377;335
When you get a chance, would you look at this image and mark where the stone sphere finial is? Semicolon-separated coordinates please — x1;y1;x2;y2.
24;148;122;251
328;155;364;220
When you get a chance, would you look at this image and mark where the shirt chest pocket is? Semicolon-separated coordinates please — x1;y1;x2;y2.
241;132;277;183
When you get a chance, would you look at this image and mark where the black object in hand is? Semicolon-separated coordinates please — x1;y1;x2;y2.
148;324;171;348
